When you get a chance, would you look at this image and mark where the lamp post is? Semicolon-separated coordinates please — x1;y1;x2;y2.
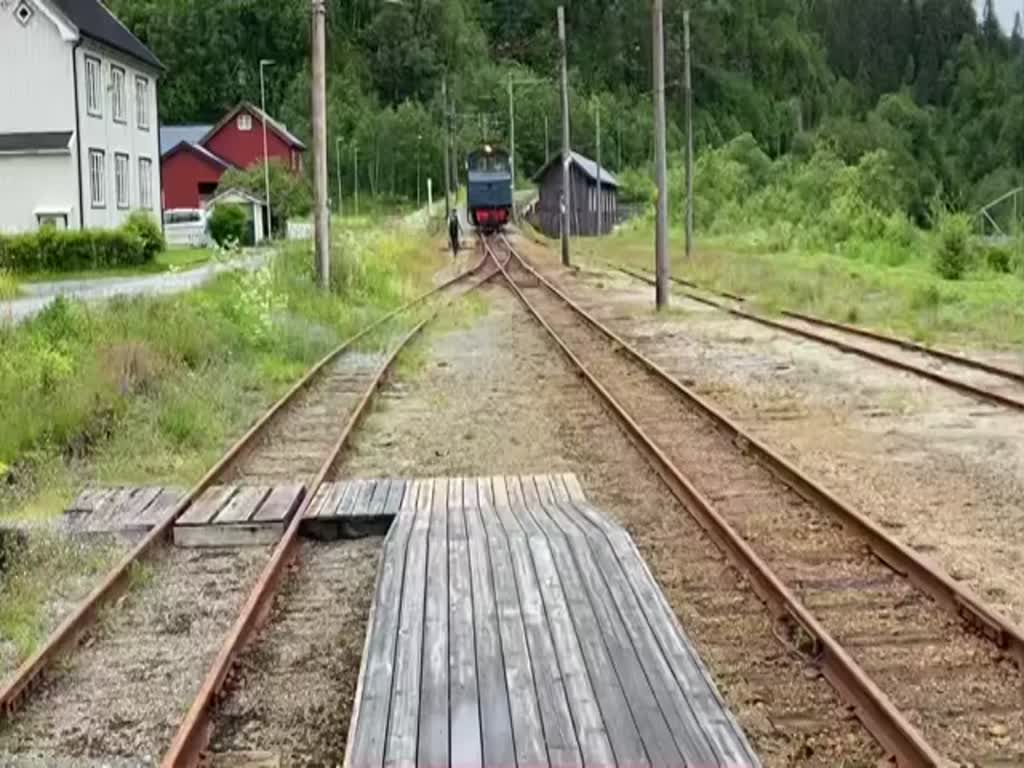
335;136;343;218
259;58;274;239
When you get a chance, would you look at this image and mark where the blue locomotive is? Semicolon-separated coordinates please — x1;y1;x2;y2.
466;145;512;232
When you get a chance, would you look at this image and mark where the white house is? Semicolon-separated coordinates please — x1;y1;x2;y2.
0;0;162;233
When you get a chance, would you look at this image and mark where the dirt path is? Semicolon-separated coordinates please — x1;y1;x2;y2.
331;285;881;766
524;239;1024;629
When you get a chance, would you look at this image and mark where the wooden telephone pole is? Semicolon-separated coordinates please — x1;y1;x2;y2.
442;76;451;221
311;0;330;288
652;0;669;309
684;9;694;258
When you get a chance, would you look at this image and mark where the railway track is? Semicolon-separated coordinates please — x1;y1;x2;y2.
612;263;1024;413
491;236;1024;766
0;254;492;766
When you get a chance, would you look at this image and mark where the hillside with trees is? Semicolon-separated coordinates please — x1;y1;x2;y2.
110;0;1022;220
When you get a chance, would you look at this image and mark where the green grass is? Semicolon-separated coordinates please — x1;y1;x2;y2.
0;268;19;299
19;247;214;284
579;222;1024;349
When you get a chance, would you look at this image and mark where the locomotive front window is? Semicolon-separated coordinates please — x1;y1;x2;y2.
470;153;510;173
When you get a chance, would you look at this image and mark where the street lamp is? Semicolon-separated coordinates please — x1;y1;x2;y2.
335;136;344;218
259;58;275;239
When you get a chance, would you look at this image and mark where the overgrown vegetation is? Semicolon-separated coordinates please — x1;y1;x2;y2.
207;203;249;247
219;159;312;236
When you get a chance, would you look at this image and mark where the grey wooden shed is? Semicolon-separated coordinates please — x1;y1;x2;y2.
531;151;619;237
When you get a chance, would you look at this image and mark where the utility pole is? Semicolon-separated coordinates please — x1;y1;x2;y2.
558;5;571;266
684;9;694;258
311;0;330;288
335;137;343;218
595;99;602;236
544;115;550;165
652;0;669;309
259;58;274;239
416;134;422;208
442;76;451;220
353;145;359;217
508;74;516;222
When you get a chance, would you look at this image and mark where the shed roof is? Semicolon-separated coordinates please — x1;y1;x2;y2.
208;187;266;207
50;0;162;70
162;140;231;170
533;150;619;188
160;125;213;155
0;131;73;154
202;103;306;150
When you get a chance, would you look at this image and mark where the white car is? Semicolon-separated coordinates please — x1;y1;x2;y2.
163;208;210;247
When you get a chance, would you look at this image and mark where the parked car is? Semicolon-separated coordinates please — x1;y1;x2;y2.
163;208;209;247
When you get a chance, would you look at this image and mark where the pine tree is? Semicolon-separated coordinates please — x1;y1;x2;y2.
1012;11;1023;56
981;0;1003;49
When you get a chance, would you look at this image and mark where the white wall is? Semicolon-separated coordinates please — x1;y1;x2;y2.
0;155;77;233
76;40;161;230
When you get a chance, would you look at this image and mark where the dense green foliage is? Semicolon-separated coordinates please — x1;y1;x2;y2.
219;159;313;235
207;203;249;247
0;221;157;273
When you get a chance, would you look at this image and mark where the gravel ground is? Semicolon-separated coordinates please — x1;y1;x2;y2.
530;241;1024;630
209;539;381;767
334;285;882;766
0;545;269;766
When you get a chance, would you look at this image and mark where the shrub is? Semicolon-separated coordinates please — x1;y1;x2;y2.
984;245;1013;274
122;211;165;261
0;225;151;273
207;204;248;247
933;212;973;280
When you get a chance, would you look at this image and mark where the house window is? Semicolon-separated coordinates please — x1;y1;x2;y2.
85;55;102;117
115;153;130;208
14;0;34;26
138;157;152;209
111;66;126;123
89;149;106;207
135;75;150;129
237;113;253;131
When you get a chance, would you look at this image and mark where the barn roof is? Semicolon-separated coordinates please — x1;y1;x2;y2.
160;125;213;155
50;0;163;70
532;150;619;188
161;140;231;169
201;103;306;150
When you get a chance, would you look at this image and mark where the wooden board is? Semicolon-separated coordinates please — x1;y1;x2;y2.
172;483;306;547
345;474;761;768
63;486;186;535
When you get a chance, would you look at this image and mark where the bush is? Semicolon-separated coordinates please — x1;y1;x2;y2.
933;212;973;280
984;244;1013;274
207;204;248;246
0;227;150;273
122;211;165;261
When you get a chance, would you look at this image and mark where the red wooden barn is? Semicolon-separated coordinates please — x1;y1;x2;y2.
159;102;305;211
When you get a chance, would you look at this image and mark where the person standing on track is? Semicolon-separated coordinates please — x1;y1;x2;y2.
448;210;461;258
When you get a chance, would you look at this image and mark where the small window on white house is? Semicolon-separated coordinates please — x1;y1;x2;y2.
139;157;153;209
89;149;106;207
237;113;253;131
14;0;34;26
111;66;126;123
135;76;150;129
85;56;102;116
115;153;130;209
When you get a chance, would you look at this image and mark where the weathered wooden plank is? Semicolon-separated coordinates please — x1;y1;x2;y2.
560;472;588;504
173;523;284;547
384;479;432;768
214;486;272;524
478;478;548;768
507;476;543;538
251;484;305;523
383;479;408;517
109;486;163;530
85;487;137;531
547;502;684;767
577;498;761;766
337;479;367;518
350;478;378;518
67;487;111;514
462;477;516;768
417;478;450;768
448;481;482;768
135;487;185;527
177;485;236;526
303;483;336;520
510;480;613;767
362;478;392;519
498;481;581;768
347;479;421;768
491;476;524;541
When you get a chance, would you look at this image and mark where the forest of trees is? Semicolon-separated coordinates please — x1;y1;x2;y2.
110;0;1024;221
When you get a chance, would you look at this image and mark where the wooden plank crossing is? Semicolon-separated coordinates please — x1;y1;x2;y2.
172;483;305;547
64;486;185;535
345;474;762;768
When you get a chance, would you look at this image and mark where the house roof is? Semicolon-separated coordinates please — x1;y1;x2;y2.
50;0;163;70
533;150;619;188
160;125;213;155
162;140;231;170
202;102;306;150
0;131;73;154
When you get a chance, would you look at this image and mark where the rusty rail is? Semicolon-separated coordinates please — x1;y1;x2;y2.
161;265;496;767
612;263;1024;410
0;255;488;719
493;236;1024;764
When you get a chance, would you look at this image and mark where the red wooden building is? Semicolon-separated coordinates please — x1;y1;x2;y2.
160;102;305;210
